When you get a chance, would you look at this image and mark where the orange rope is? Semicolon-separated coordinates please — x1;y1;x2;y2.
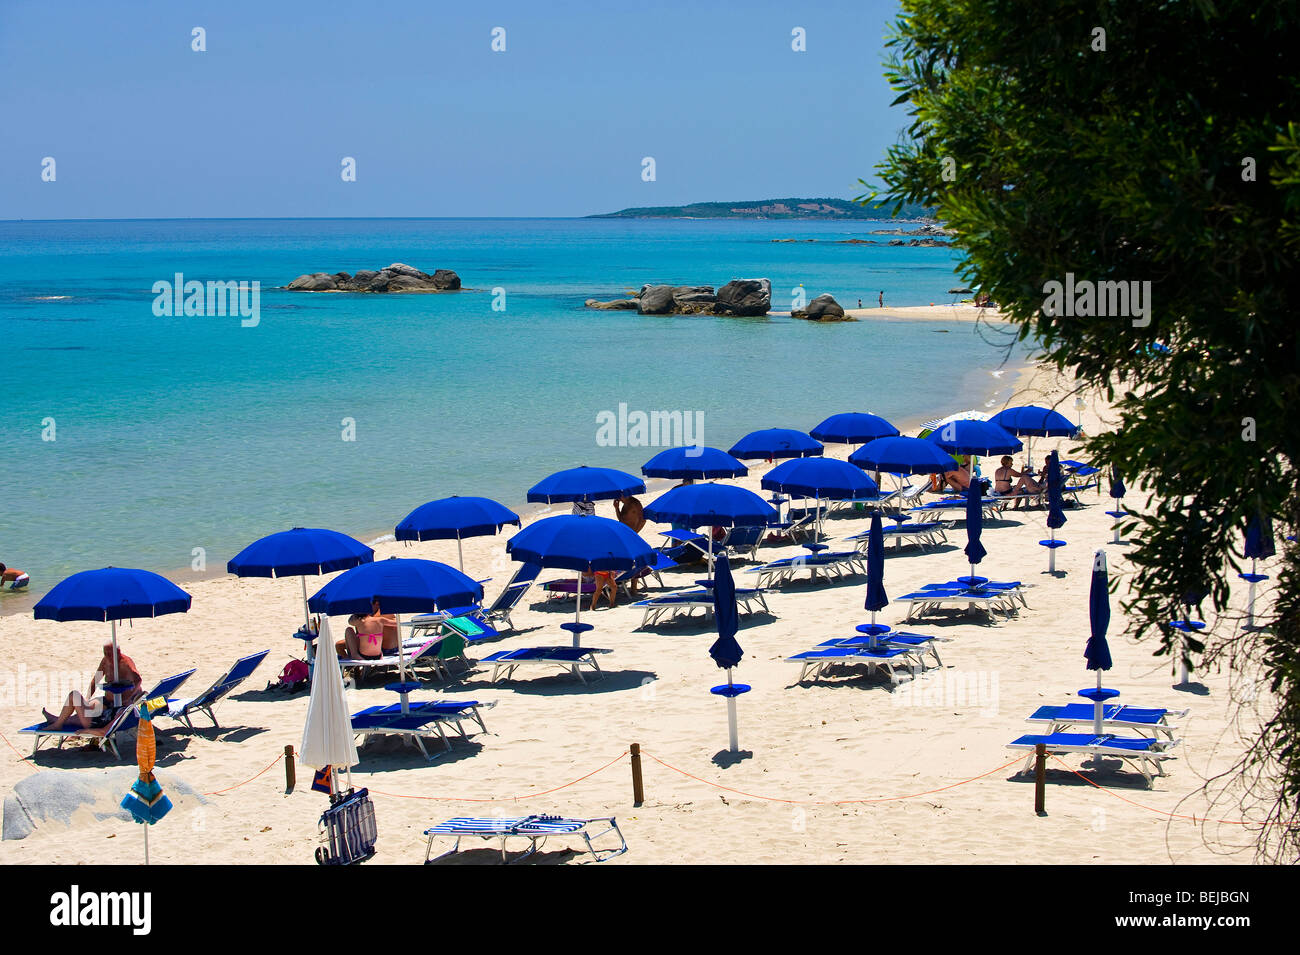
640;750;1027;805
202;751;285;796
366;749;630;802
0;730;36;767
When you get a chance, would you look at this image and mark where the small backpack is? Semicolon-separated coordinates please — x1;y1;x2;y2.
268;658;310;692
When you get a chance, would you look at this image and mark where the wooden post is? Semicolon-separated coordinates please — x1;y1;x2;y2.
630;742;644;806
1034;743;1047;815
284;745;296;793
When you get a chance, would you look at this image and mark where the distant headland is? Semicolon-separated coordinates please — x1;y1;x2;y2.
587;198;932;220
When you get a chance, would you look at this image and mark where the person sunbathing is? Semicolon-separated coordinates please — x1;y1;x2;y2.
614;495;647;533
371;598;400;653
0;563;30;590
338;613;384;658
995;455;1041;508
944;461;972;492
41;644;143;730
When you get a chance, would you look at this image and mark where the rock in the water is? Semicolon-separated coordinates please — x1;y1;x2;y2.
803;293;847;321
287;264;461;292
288;272;338;291
715;278;771;316
637;284;676;315
430;269;461;290
4;767;206;841
585;298;640;310
672;285;716;307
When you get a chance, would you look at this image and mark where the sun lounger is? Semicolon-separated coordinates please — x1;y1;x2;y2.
479;645;613;684
616;552;677;598
845;520;949;552
408;607;499;643
716;524;766;561
541;577;598;599
897;584;1024;623
164;649;269;729
633;587;770;628
351;698;495;760
787;645;926;685
745;550;864;588
338;637;442;684
423;813;627;864
906;497;1007;521
1008;732;1180;787
19;669;197;758
479;563;540;631
1026;703;1187;740
818;631;944;668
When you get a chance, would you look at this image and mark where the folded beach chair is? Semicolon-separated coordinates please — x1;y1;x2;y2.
633;586;770;629
351;698;495;760
1008;732;1180;787
423;813;627;864
1026;703;1188;740
745;550;864;589
786;645;925;685
479;646;613;684
20;669;197;758
164;649;269;729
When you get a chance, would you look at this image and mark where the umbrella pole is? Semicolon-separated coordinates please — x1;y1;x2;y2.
300;577;315;669
111;620;120;683
573;586;582;648
1092;669;1104;736
397;613;409;715
725;667;738;753
708;534;715;580
457;536;465;573
144;822;149;867
1246;558;1258;630
1049;529;1057;574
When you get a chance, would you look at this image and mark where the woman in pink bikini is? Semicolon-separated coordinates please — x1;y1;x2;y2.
337;613;385;659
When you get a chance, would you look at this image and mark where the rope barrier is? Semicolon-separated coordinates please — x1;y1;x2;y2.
201;751;285;796
365;749;630;803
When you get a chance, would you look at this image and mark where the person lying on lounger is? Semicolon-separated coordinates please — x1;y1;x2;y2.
41;643;143;730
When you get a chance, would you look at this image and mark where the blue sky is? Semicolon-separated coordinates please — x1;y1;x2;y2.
0;0;906;219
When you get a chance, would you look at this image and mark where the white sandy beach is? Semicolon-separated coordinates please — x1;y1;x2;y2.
0;354;1273;866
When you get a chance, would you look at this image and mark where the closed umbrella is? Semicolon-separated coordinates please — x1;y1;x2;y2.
641;447;748;480
395;496;520;571
300;617;359;794
1242;512;1275;631
708;554;747;753
1107;467;1127;544
121;698;173;865
960;480;988;588
862;511;889;642
1082;549;1116;735
1042;451;1068;573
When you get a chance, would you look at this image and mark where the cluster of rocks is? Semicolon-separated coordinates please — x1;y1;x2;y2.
792;293;852;322
771;236;949;247
585;278;771;316
286;263;461;293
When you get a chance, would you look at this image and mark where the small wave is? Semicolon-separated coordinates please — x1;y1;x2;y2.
366;533;396;546
30;295;73;301
25;345;89;351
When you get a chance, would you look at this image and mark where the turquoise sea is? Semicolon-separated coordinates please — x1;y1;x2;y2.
0;217;1029;603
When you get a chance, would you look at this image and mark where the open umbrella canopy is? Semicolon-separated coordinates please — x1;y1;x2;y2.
849;436;958;475
641;446;748;480
990;405;1080;438
300;617;359;772
709;554;743;668
395;496;520;542
506;515;655;572
925;419;1023;456
761;457;879;501
1046;451;1067;530
34;568;192;622
227;527;374;578
307;557;482;616
810;412;899;445
644;483;777;528
919;409;989;432
526;466;646;504
1086;550;1113;671
864;511;888;613
728;428;824;460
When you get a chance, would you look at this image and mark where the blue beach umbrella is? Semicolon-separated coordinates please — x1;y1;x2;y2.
762;458;878;537
506;515;655;642
641;446;748;480
395;496;521;570
708;554;748;753
644;483;777;576
863;511;889;640
848;436;957;477
990;404;1078;467
527;466;646;505
925;419;1023;457
228;527;374;629
960;480;988;588
1042;451;1068;573
728;428;824;461
810;412;900;445
1083;549;1115;734
35;567;193;692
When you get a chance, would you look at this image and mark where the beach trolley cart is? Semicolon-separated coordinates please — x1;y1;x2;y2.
423;814;627;864
315;787;378;865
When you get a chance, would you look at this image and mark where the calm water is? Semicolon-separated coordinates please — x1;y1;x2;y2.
0;217;1027;599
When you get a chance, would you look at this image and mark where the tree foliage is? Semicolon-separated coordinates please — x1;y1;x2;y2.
870;0;1300;857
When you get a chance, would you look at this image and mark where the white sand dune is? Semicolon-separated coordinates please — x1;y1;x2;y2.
0;364;1271;865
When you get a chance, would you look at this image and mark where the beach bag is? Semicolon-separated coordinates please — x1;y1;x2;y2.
268;658;310;693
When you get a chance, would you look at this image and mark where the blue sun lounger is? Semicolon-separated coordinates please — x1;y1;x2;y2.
350;699;494;760
633;587;770;628
164;649;269;729
423;814;627;864
1008;732;1180;787
845;521;949;552
19;669;197;758
408;607;500;643
479;645;612;684
906;498;1007;521
898;580;1028;622
787;645;926;685
746;551;864;588
479;562;541;631
818;632;944;668
1026;703;1188;740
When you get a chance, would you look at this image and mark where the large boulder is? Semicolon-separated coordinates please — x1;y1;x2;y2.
287;264;461;292
715;278;771;316
288;272;338;291
671;285;715;307
430;269;461;290
585;298;640;310
637;284;676;315
804;293;847;321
